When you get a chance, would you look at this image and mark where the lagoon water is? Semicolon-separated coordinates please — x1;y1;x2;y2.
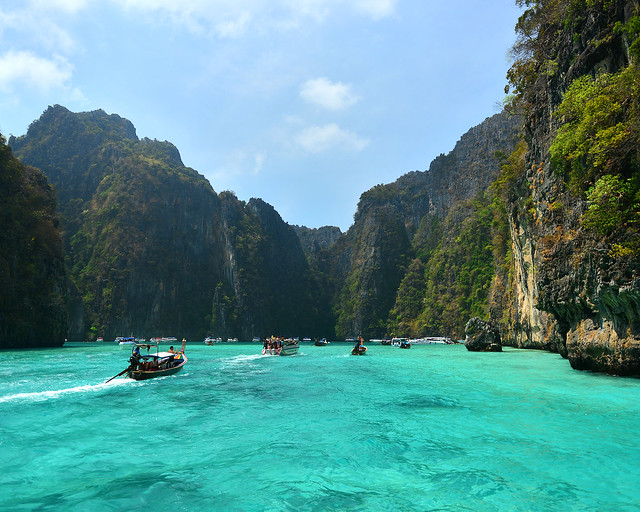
1;342;639;511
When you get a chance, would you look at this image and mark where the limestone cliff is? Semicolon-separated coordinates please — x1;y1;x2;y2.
504;0;640;375
0;135;67;347
329;112;521;339
10;106;326;342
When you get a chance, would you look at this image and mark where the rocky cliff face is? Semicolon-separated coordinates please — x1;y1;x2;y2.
329;112;521;339
10;106;326;342
505;0;640;375
0;135;67;347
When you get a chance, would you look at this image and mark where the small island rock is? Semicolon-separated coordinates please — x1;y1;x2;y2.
464;317;502;352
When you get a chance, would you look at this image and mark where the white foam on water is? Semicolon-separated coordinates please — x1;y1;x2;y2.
0;377;132;404
222;354;264;365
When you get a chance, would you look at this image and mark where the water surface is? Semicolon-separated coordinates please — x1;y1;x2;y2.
1;343;639;511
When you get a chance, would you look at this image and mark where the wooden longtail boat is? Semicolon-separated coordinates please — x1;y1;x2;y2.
127;339;187;380
351;345;367;355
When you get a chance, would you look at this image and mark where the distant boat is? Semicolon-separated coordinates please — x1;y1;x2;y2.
116;336;136;346
351;345;367;355
96;337;104;342
351;338;367;355
315;338;329;346
409;337;450;344
252;337;261;342
204;336;215;345
303;337;312;342
228;337;238;342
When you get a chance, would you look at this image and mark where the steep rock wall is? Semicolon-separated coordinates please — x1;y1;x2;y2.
506;0;640;374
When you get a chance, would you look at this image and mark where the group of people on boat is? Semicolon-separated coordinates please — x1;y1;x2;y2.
262;337;284;355
128;344;181;371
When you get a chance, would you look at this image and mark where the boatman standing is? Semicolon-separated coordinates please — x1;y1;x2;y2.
129;346;141;370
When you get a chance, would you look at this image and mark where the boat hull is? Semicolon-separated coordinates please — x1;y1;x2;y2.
351;346;367;355
280;344;299;356
128;355;187;380
262;343;299;356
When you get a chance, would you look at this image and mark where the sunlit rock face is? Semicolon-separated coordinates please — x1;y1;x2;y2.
504;0;640;375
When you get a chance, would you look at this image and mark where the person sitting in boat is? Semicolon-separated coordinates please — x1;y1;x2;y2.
168;346;176;354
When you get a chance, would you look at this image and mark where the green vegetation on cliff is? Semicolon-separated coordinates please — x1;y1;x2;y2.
550;65;640;253
10;106;329;342
501;0;640;374
0;135;67;347
329;112;520;340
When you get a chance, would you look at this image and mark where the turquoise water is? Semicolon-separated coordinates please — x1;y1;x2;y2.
1;343;639;511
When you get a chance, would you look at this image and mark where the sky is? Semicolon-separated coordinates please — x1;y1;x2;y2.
0;0;523;232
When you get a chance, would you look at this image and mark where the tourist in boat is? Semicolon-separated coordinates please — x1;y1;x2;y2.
168;346;176;353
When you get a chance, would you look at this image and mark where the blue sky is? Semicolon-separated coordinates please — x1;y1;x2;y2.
0;0;522;231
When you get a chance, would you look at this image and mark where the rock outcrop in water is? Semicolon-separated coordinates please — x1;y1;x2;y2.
464;317;502;352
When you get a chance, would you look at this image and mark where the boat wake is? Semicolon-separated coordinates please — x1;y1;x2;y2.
0;378;132;404
223;354;264;365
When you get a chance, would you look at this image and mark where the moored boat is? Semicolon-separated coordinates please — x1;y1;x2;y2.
409;337;451;344
391;337;409;347
116;336;136;347
314;338;329;346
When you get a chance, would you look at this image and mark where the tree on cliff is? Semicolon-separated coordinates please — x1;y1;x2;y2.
0;134;67;348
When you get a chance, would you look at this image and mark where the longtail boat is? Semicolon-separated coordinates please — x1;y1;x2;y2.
351;345;367;355
106;339;187;382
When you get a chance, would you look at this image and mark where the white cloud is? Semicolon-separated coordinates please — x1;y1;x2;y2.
107;0;396;37
353;0;398;20
212;149;266;181
215;11;252;38
283;0;397;22
253;152;266;174
300;77;359;111
30;0;90;14
295;123;369;153
0;51;73;94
